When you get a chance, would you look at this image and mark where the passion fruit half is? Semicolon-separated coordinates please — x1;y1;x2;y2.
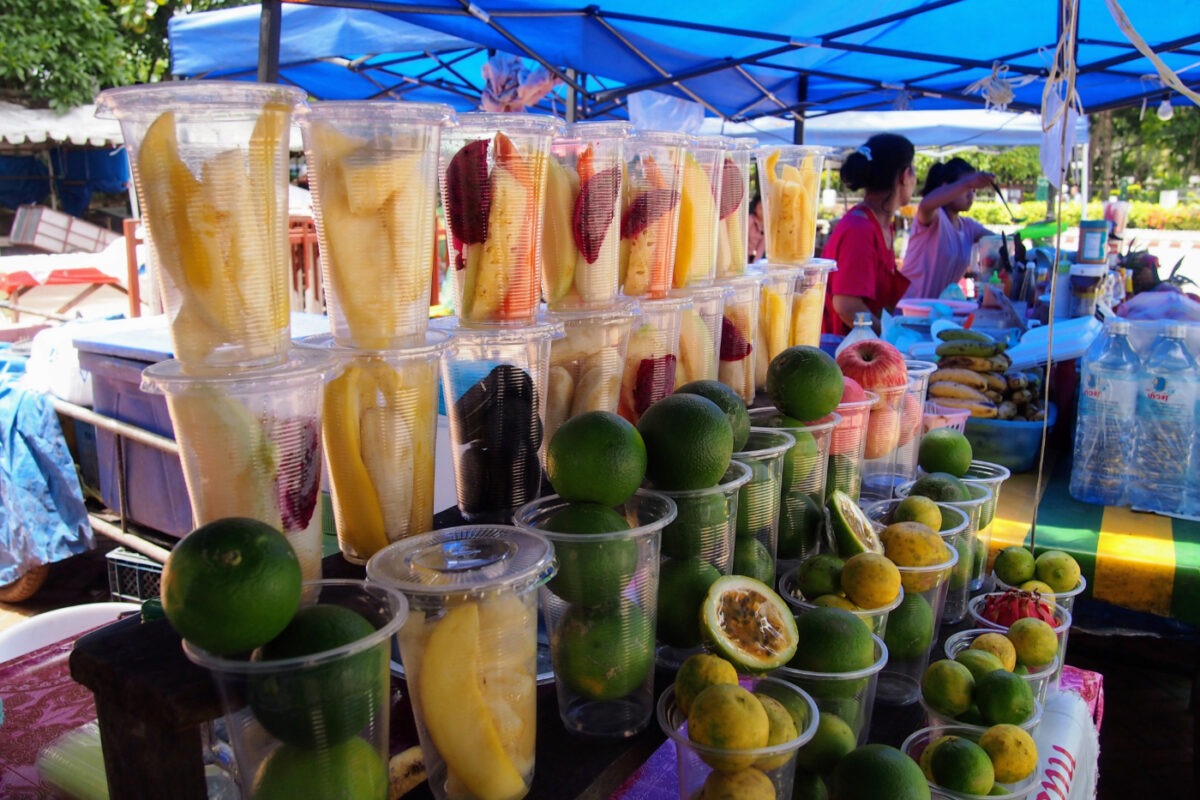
700;575;798;672
827;490;883;558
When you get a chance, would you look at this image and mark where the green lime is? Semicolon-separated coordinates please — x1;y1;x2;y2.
657;557;722;647
161;517;302;656
661;491;729;559
907;472;969;502
789;607;874;676
780;426;820;490
732;535;775;584
918;428;973;478
546;411;647;505
893;495;942;532
975;669;1036;726
250;605;384;747
638;394;733;490
766;346;844;422
555;601;653;701
736;459;778;539
796;554;846;599
883;592;934;662
796;711;857;774
541;502;637;607
252;737;387;800
954;648;1006;682
930;736;995;795
921;659;975;717
778;490;825;561
677;379;751;451
994;546;1037;586
833;744;932;800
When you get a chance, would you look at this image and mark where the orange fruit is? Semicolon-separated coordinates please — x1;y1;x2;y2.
546;410;646;505
970;632;1018;672
922;659;975;717
1035;550;1081;593
918;428;973;477
907;472;970;502
638;394;733;490
993;546;1036;587
160;517;301;655
978;724;1038;783
250;604;384;747
687;683;770;770
674;652;739;716
893;495;942;532
840;552;901;609
754;693;800;769
766;345;844;422
1007;617;1058;668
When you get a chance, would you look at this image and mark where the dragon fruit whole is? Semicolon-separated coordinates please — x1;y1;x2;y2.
979;589;1056;628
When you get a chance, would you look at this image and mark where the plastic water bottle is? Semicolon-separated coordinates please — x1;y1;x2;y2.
835;312;877;357
1130;323;1198;515
1069;319;1140;506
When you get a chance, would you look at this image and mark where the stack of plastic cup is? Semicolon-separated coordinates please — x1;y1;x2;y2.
773;634;889;745
755;145;832;265
862;500;972;623
876;544;959;705
441;113;562;325
182;580;408;800
713;272;764;403
731;431;797;583
748;410;840;571
714;138;756;279
658;676;819;800
893;360;937;490
543;122;629;312
779;568;904;639
440;322;562;522
366;526;555;798
961;460;1012;586
674;284;729;388
620;131;689;299
515;491;677;738
543;303;638;445
753;265;800;392
671;135;726;291
618;295;691;423
297;101;457;562
827;392;877;502
898;479;994;596
643;462;751;668
790;259;837;347
860;384;908;503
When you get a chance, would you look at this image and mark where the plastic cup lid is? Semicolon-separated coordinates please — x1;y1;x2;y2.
366;525;555;600
140;347;337;393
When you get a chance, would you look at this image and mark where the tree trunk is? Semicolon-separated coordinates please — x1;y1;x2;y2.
1092;111;1114;198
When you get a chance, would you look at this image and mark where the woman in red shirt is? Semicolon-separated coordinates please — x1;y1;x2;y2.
821;133;917;336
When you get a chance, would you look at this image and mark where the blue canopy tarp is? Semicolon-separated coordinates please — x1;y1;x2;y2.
173;0;1198;121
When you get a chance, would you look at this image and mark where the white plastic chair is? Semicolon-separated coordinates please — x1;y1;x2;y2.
0;602;139;663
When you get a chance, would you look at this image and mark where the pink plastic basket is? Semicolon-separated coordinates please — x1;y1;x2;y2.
922;401;969;434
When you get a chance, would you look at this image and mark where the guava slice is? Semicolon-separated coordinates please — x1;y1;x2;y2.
828;489;883;558
700;575;798;673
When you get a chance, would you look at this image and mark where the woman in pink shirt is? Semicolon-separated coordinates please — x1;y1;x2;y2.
901;157;996;299
821;133;917;336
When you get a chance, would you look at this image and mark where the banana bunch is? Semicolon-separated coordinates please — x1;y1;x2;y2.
323;358;438;561
929;329;1044;420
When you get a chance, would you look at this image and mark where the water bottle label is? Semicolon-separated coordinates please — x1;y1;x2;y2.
1081;372;1138;415
1141;376;1197;420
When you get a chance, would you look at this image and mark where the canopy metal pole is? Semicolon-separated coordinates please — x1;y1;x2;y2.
258;0;283;84
793;76;808;144
566;68;577;123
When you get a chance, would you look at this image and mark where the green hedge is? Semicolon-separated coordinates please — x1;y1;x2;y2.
964;201;1200;231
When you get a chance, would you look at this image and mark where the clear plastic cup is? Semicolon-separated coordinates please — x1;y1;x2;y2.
650;461;752;666
183;580;407;797
827;392;876;502
672;135;725;290
748;410;840;570
860;384;908;503
753;265;800;392
893;361;937;490
141;348;338;581
296;331;449;564
876;544;959;705
918;695;1044;740
962;460;1012;586
898;479;994;593
658;676;819;800
621;131;689;299
790;258;837;347
943;628;1058;705
901;725;1041;800
674;284;728;387
618;296;691;423
779;569;904;640
440;320;562;522
715;138;756;278
543;121;630;311
967;593;1073;687
755;145;832;265
713;273;764;402
863;499;972;623
441;113;562;326
544;303;637;444
728;432;796;583
301;101;453;349
514;491;676;738
366;526;555;799
96;82;306;371
991;573;1088;617
772;634;888;744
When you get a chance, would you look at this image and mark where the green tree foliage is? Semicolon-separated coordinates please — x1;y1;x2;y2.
0;0;131;110
1105;105;1199;194
109;1;249;85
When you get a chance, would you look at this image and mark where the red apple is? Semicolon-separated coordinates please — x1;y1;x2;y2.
897;391;923;447
841;376;867;403
864;406;900;459
836;340;908;397
830;394;872;456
